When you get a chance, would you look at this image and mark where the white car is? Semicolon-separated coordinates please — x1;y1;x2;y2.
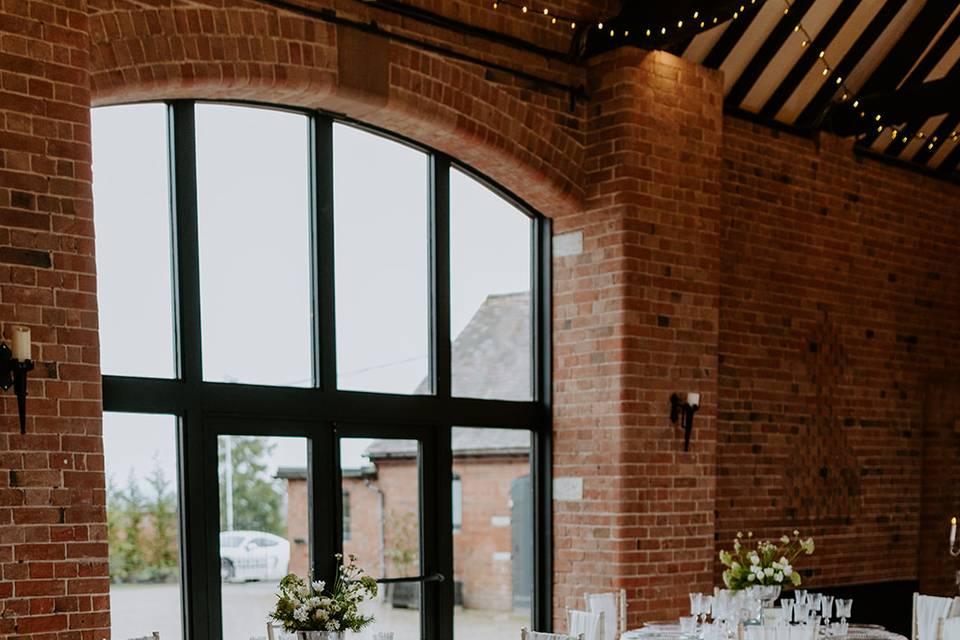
219;530;290;582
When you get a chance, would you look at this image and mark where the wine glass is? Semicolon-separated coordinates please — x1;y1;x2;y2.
836;598;853;624
821;595;835;627
780;598;795;625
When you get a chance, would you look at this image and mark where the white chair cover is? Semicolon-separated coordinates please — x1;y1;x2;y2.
586;592;621;640
521;628;584;640
941;616;960;640
569;609;605;640
914;594;957;640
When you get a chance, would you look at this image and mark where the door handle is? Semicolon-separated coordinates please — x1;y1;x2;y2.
376;572;444;584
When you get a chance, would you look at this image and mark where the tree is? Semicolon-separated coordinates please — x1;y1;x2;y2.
144;457;179;582
116;470;147;582
106;475;125;582
218;436;285;535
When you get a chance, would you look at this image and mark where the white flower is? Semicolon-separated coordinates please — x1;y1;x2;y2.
783;566;793;577
764;567;774;577
294;606;309;622
775;572;784;582
780;535;790;544
747;573;756;581
311;580;325;592
749;552;760;565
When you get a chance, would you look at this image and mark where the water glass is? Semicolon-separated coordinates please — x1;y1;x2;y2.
780;599;795;624
821;595;835;621
680;615;698;636
702;595;715;622
835;598;853;622
690;592;704;617
809;593;823;615
794;589;808;605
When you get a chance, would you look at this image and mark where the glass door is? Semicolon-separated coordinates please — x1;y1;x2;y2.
201;416;450;640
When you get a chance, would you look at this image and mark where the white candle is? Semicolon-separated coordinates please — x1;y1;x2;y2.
686;392;700;407
11;326;30;361
951;517;957;547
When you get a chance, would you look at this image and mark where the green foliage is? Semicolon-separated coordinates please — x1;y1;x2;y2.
106;459;181;584
270;555;377;633
384;509;419;577
218;436;285;536
718;530;815;590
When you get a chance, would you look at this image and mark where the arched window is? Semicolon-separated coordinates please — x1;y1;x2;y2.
92;102;551;640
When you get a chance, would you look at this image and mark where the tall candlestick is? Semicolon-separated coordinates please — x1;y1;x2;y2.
11;326;30;361
951;517;957;547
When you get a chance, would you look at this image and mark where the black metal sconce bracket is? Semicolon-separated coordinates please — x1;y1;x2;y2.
0;342;34;434
669;393;699;452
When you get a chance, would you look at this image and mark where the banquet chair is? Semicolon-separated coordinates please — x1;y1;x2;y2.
568;609;605;640
266;623;297;640
911;593;960;640
940;616;960;640
585;589;627;640
521;628;585;640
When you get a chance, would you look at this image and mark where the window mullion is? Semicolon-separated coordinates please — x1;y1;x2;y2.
430;156;451;398
315;116;337;392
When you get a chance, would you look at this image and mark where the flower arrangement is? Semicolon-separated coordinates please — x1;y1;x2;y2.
271;554;379;634
718;531;815;590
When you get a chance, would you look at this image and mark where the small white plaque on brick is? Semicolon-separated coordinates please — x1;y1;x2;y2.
553;231;583;258
553;476;583;501
490;516;511;528
492;552;512;562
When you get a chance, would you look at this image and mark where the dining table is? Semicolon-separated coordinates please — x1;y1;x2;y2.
622;623;909;640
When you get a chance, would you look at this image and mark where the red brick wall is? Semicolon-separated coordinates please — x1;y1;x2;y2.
552;48;723;627
4;0;960;637
717;117;960;592
0;1;111;638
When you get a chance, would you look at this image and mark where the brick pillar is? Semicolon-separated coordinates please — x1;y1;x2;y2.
553;48;722;628
0;2;108;638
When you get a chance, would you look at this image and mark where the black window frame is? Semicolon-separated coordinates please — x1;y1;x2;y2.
98;99;553;640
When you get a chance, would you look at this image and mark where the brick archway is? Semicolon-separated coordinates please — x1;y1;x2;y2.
87;1;584;219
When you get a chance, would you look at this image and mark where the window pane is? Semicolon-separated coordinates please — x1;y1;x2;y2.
341;437;422;639
452;427;533;638
93;104;176;378
334;124;430;394
450;169;533;400
219;435;307;639
104;413;182;640
196;104;313;386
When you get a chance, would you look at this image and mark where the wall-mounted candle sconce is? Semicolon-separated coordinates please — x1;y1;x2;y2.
670;392;700;451
1;327;34;434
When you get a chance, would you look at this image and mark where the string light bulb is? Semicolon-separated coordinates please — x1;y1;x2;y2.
693;11;699;18
542;7;548;14
521;5;527;12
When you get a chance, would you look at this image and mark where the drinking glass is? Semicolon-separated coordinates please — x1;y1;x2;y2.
794;589;808;606
821;595;835;624
702;595;715;623
690;592;704;617
780;599;795;625
680;616;698;636
372;635;395;640
808;593;822;616
835;598;853;623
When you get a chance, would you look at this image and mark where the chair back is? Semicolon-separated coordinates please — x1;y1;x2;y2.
940;616;960;640
568;609;605;640
521;628;585;640
913;593;959;640
586;589;627;638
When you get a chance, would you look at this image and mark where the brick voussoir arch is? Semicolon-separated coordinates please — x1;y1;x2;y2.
87;2;584;218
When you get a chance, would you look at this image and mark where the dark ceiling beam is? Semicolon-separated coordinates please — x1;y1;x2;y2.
758;0;859;119
860;6;960;148
882;53;960;157
702;5;760;69
724;0;816;107
841;0;955;101
795;0;904;128
581;0;763;58
824;76;959;137
937;135;960;173
910;112;960;165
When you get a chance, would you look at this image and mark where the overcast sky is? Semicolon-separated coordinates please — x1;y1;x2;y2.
92;103;531;492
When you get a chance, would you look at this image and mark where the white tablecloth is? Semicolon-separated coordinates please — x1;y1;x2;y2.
623;624;908;640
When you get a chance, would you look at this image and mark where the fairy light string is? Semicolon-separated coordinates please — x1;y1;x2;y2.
780;0;957;154
489;0;956;154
